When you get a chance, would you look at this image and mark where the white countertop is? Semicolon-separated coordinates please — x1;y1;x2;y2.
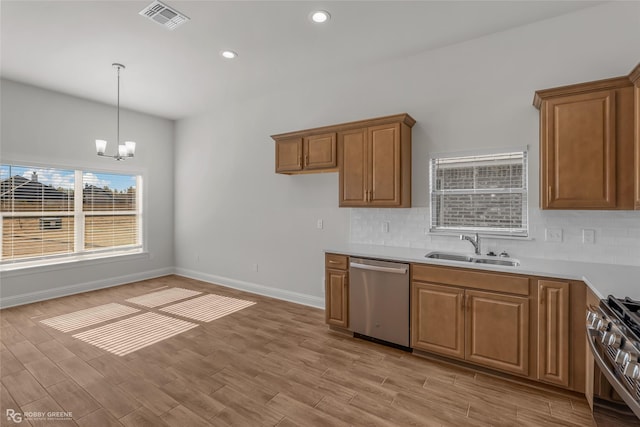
325;244;640;300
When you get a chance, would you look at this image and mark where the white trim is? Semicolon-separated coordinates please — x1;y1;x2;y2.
1;250;148;275
174;268;324;309
0;266;173;309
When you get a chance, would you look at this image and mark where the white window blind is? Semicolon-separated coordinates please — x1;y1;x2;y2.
429;151;528;236
1;164;142;265
83;172;139;252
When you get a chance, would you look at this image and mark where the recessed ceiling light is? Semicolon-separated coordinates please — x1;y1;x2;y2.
220;50;238;59
310;10;330;23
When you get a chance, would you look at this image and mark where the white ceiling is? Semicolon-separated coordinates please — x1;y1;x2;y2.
1;1;601;120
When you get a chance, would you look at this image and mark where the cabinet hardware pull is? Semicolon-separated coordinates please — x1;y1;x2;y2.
548;186;552;202
305;154;309;166
461;295;465;310
328;260;339;264
466;295;470;312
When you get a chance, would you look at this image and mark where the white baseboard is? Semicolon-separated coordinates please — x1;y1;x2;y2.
174;267;324;309
0;267;174;309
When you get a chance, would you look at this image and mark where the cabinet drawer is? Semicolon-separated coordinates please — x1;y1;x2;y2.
325;253;348;270
412;264;529;296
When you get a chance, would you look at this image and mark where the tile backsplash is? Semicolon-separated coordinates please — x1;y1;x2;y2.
350;208;640;266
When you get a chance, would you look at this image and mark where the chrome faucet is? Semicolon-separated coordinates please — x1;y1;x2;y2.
460;233;481;255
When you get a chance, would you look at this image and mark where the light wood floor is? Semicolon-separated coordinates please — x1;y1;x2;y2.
1;275;595;426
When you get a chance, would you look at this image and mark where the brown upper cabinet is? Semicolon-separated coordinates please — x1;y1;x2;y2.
632;66;640;209
338;115;414;207
534;63;640;210
274;133;337;174
272;114;415;207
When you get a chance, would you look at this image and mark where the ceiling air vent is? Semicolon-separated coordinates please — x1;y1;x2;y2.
139;0;189;30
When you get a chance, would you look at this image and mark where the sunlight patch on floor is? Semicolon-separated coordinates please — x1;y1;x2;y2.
160;293;256;322
125;287;201;307
72;312;198;356
40;303;140;332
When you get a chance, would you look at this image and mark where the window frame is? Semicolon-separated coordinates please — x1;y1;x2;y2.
429;149;529;237
1;161;144;270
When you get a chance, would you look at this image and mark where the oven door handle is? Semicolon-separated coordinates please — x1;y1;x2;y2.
587;329;640;418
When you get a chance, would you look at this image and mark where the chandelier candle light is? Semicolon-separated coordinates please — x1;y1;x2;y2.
95;63;136;160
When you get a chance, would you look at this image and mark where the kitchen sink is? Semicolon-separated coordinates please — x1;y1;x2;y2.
473;258;520;267
425;251;520;267
424;252;474;262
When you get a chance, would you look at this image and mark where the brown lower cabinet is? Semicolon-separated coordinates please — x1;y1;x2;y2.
411;282;465;359
465;289;530;376
537;279;570;387
324;254;349;328
411;280;529;376
410;263;586;392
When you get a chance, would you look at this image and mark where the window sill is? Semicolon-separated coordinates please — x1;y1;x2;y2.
429;230;533;241
0;250;149;277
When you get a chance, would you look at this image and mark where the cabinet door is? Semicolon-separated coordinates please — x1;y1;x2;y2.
304;133;337;170
325;268;349;328
537;280;570;387
411;282;464;359
339;129;368;206
368;123;401;206
541;90;616;208
635;84;640;209
275;137;303;173
465;290;529;375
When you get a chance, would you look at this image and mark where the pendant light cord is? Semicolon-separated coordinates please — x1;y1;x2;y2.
116;65;120;146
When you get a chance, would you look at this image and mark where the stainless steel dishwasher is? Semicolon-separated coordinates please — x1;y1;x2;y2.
349;257;410;348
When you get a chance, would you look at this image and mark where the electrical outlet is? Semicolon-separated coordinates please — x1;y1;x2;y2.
545;227;563;243
382;221;390;233
316;219;323;229
582;229;595;244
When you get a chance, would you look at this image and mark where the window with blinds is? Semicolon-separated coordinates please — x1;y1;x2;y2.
1;164;142;265
429;151;528;236
83;172;138;251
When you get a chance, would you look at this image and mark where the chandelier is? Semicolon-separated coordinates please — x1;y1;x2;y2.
95;63;136;160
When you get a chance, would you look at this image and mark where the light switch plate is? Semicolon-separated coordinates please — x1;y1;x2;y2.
582;229;595;244
545;227;563;243
382;222;390;233
316;219;323;229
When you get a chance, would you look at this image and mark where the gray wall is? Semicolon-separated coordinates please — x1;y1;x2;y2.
173;2;640;306
2;2;638;308
0;79;175;307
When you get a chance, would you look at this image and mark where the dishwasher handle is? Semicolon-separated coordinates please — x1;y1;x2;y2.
350;262;408;275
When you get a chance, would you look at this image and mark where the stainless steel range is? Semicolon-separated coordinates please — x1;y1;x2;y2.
587;296;640;423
